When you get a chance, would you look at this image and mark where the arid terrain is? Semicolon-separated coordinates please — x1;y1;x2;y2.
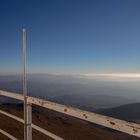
0;104;140;140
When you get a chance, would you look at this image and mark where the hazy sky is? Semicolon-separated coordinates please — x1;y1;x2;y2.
0;0;140;74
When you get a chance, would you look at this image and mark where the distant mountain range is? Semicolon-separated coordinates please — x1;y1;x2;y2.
1;74;140;139
95;103;140;123
0;73;140;110
52;94;136;111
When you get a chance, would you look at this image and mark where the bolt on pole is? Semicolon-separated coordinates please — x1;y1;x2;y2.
22;28;32;140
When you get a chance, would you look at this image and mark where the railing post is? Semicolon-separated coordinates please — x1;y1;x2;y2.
23;28;26;140
27;103;32;140
23;28;32;140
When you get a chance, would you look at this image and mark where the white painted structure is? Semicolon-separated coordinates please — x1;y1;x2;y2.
0;90;140;140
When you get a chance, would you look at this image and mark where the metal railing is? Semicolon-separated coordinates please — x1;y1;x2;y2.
1;90;140;140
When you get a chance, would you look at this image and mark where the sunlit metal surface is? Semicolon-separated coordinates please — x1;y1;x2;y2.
1;90;140;138
0;129;18;140
0;110;64;140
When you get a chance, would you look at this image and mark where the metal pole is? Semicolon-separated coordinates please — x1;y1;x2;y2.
23;28;27;140
22;29;32;140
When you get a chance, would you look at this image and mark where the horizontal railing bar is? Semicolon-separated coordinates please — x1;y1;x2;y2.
28;96;140;137
0;129;18;140
0;90;24;101
0;110;64;140
0;110;24;123
1;90;140;137
32;124;63;140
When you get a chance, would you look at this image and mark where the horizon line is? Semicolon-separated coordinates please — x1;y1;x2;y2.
1;72;140;78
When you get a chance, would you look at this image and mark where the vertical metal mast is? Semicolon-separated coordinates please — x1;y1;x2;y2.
22;28;27;140
22;28;32;140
